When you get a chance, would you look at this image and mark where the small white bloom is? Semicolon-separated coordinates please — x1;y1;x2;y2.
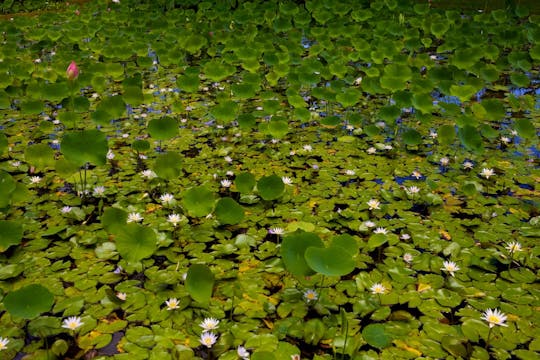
62;316;84;330
510;129;518;136
505;241;522;253
375;121;386;129
224;156;233;163
281;176;293;185
220;179;232;188
93;186;105;196
440;157;449;166
480;168;495;179
407;186;420;194
403;253;413;263
373;227;388;234
199;331;218;348
61;206;72;214
354;76;363;85
269;227;284;235
481;308;508;328
0;337;9;351
167;213;182;226
500;136;511;144
303;289;318;301
141;169;157;179
107;150;115;160
370;283;386;294
29;176;42;184
160;193;175;205
289;150;296;156
429;130;438;139
165;298;179;310
226;170;234;177
10;161;21;167
302;144;313;152
34;58;42;64
237;345;250;359
345;169;356;176
112;0;120;3
367;199;380;210
412;170;422;179
363;220;376;228
441;260;460;276
463;161;474;169
346;124;354;131
116;292;127;301
383;144;393;150
199;317;220;331
367;147;377;154
291;355;301;360
127;212;143;223
400;234;411;240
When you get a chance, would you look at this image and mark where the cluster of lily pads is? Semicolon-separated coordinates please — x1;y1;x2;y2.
0;0;538;359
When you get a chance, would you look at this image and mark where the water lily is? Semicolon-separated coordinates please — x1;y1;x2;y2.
500;136;511;144
29;176;42;184
440;157;449;166
106;150;115;160
140;169;157;179
407;186;420;194
127;212;143;223
224;156;233;163
269;227;284;235
411;170;422;179
302;144;313;152
367;199;380;210
441;260;460;276
61;206;72;214
220;179;232;188
160;193;175;205
370;283;386;294
165;298;180;310
463;161;474;169
237;345;250;359
281;176;293;185
481;308;508;328
363;220;376;228
167;213;182;226
303;289;318;302
116;292;127;301
66;61;79;80
199;317;219;331
345;169;356;176
366;147;377;154
480;168;495;179
62;316;84;330
373;227;388;235
199;331;218;348
93;186;105;196
0;337;9;351
505;241;522;253
403;253;413;263
291;355;301;360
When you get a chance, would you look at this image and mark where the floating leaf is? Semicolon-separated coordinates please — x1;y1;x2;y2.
0;132;7;155
61;130;108;167
331;234;358;254
211;100;239;122
153;152;182;180
4;284;54;319
438;124;456;145
281;231;324;277
96;95;126;119
402;128;423;146
182;186;215;217
24;143;55;170
514;118;535;139
185;264;214;304
0;220;23;252
132;140;150;152
148;117;178;141
101;207;128;233
114;223;157;263
305;246;356;276
362;324;393;349
215;197;244;225
257;175;285;201
235;172;256;193
268;120;289;138
457;125;483;153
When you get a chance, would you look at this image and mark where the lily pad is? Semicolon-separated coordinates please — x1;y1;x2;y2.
0;220;23;252
185;264;214;304
281;231;324;277
4;284;54;319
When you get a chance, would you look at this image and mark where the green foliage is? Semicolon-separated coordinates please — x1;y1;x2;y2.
61;130;108;167
182;186;215;217
153;152;183;180
113;223;157;263
281;231;324;277
185;264;214;304
148;117;178;141
215;197;244;225
257;175;285;201
0;220;23;252
4;285;54;319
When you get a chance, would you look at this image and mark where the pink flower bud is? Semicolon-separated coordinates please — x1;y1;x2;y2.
66;61;79;80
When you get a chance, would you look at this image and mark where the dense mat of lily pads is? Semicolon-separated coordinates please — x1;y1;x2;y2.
0;0;539;359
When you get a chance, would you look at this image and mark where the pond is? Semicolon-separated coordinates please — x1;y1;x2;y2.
0;1;538;359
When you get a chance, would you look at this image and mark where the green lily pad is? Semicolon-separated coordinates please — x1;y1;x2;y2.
185;264;214;304
257;174;285;201
305;245;356;276
61;129;108;167
0;220;23;252
24;143;55;170
235;172;256;193
4;284;54;319
215;197;244;225
153;152;183;180
113;223;157;263
281;231;324;277
148;117;178;141
182;186;215;217
362;323;393;349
